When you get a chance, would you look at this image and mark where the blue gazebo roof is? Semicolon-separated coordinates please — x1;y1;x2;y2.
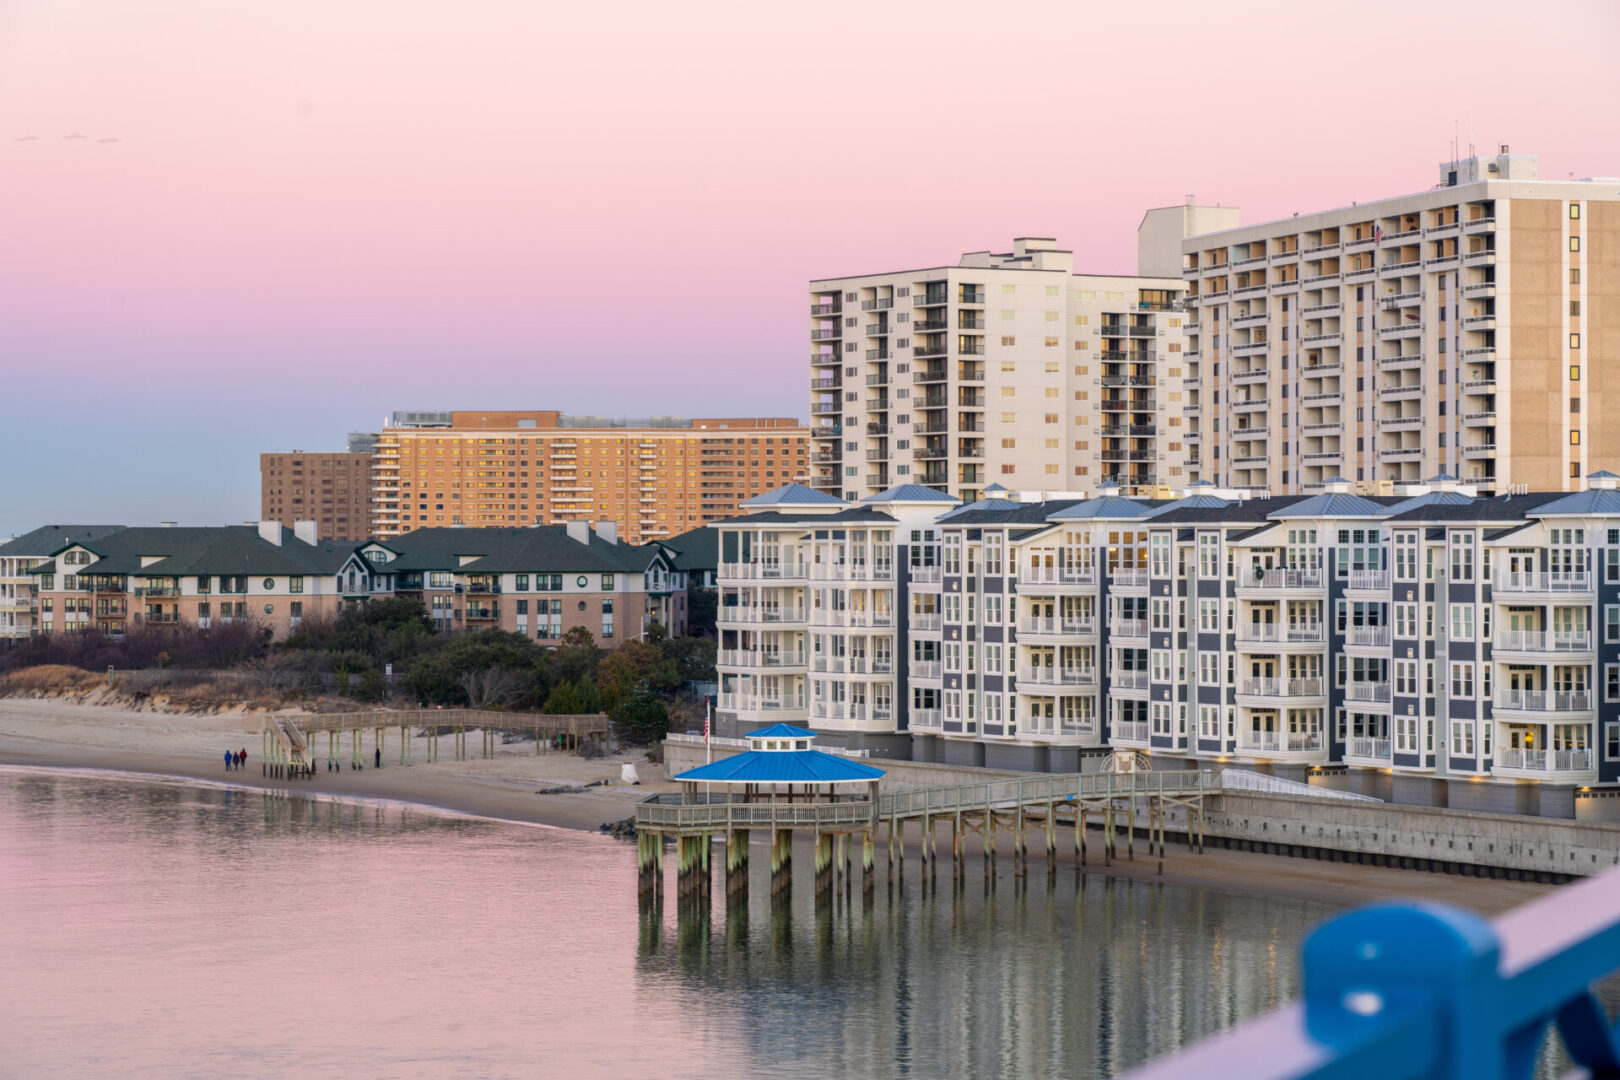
674;724;886;785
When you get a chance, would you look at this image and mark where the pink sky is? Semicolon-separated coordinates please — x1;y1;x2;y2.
2;0;1617;530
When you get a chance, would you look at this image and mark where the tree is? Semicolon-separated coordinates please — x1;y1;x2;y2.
596;640;680;711
686;585;717;638
458;667;527;710
611;679;669;745
542;678;601;714
658;636;717;682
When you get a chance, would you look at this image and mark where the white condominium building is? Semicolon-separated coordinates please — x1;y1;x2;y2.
1140;148;1620;497
809;238;1192;505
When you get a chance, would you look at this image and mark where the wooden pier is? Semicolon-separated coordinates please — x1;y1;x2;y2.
259;708;611;778
634;770;1216;905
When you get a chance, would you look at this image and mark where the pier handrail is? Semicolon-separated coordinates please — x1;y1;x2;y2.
1121;863;1620;1080
880;770;1212;817
278;709;609;735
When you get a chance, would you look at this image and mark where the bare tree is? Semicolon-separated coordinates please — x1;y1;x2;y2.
458;667;526;710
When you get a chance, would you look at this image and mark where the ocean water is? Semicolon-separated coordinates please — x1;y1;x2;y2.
0;767;1343;1079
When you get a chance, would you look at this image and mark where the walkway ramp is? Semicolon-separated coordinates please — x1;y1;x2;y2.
1217;768;1382;802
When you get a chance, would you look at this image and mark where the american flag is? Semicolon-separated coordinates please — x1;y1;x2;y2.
1374;226;1384;242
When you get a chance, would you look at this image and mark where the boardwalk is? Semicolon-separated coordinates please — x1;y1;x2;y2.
259;709;610;777
634;770;1218;904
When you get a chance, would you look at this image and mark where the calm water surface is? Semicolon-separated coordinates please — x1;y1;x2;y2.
0;767;1336;1079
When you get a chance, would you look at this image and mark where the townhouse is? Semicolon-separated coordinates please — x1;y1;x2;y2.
367;521;686;643
26;522;374;640
712;477;1620;820
0;526;126;639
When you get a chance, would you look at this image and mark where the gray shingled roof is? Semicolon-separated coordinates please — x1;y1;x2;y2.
739;483;845;508
1267;492;1390;520
383;526;666;575
1;525;126;557
1381;491;1571;523
30;526;358;577
1047;495;1166;521
1531;489;1620;517
863;484;961;504
661;525;719;573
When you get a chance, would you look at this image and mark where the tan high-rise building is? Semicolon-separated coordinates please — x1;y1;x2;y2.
368;411;809;543
1144;148;1620;495
261;444;373;541
809;238;1192;503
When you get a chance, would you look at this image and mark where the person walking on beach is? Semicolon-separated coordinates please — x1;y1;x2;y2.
239;748;248;771
224;749;234;772
375;747;381;769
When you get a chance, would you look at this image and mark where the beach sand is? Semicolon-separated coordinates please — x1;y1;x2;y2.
0;697;1551;914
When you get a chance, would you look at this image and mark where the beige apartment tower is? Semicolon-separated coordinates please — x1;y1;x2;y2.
809;238;1193;503
368;411;809;543
1146;149;1620;495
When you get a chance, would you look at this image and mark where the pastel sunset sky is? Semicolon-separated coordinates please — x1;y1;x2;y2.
2;0;1617;532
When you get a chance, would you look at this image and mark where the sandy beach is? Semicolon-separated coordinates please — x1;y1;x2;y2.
0;697;1551;914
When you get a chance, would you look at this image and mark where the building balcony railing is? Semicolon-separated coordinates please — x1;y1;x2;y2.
718;606;808;625
910;708;943;731
1110;569;1150;588
720;562;807;581
1494;690;1593;714
1236;624;1325;646
1494;630;1593;654
1111;720;1151;745
719;692;807;713
1018;616;1096;636
1111;670;1150;690
1494;572;1593;596
910;661;942;681
1112;618;1149;640
1236;569;1324;592
1345;681;1392;704
1344;625;1392;647
1017;666;1096;688
910;613;942;632
1494;748;1594;775
1345;736;1392;764
133;586;180;598
908;565;942;584
1236;729;1325;753
1239;677;1325;700
1018;565;1097;586
718;649;807;670
1347;570;1391;591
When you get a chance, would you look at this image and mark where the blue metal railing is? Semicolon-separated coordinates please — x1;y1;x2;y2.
1122;864;1620;1080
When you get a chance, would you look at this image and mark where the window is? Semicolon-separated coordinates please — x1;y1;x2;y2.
1449;533;1474;581
1449;662;1474;699
1570;237;1580;252
601;574;615;590
1571;204;1582;219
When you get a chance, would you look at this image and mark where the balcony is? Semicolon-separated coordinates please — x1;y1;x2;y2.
1346;570;1390;592
718;606;808;626
910;661;942;683
1237;678;1325;704
1235;624;1325;647
810;328;840;341
133;586;180;598
809;302;840;317
908;565;942;585
1493;630;1593;657
719;692;808;715
1017;666;1096;688
1493;690;1594;717
1344;625;1392;648
1017;565;1097;589
1111;618;1149;641
1235;568;1324;595
1018;616;1096;638
1111;670;1150;690
1493;572;1594;598
1110;569;1150;589
1236;728;1326;754
911;613;943;632
1345;681;1392;705
720;561;808;582
1493;748;1596;781
1111;720;1151;746
718;649;807;671
1344;736;1392;766
910;708;943;732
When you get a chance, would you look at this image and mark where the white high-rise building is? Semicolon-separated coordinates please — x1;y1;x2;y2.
809;238;1192;504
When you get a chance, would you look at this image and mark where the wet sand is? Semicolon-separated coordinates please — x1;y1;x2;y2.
0;698;1552;913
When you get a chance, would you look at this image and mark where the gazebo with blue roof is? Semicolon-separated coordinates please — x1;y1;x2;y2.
636;725;888;905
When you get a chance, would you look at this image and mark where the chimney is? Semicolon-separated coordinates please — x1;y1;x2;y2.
257;521;283;546
565;521;590;545
293;520;318;546
1322;475;1353;495
161;521;176;528
594;520;618;545
1589;471;1620;491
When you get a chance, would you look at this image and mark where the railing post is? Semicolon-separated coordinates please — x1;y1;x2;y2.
1301;903;1500;1080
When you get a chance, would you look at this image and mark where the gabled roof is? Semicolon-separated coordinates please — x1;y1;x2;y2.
1;525;126;558
1267;492;1389;520
660;525;718;573
1383;490;1478;514
1531;489;1620;517
31;526;360;578
674;748;885;784
863;484;960;504
1047;495;1164;521
938;499;1085;526
739;483;845;509
1144;496;1304;526
383;526;666;574
1381;491;1571;523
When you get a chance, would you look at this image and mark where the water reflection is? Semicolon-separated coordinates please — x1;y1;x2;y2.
14;766;1594;1080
